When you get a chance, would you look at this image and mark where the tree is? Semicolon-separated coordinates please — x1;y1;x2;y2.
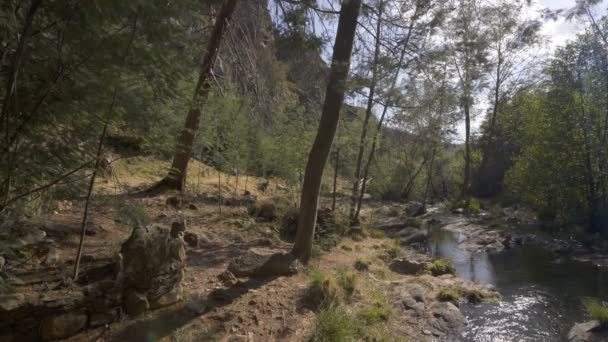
475;0;542;197
445;0;490;202
153;0;238;191
291;0;362;264
349;0;384;224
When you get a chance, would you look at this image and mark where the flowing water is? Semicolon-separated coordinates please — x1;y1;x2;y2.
427;217;608;342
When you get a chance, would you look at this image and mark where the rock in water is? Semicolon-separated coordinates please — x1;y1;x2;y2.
119;223;186;315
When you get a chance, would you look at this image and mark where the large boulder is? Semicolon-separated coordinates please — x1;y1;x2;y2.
280;207;336;242
228;249;302;277
118;223;186;315
390;258;428;275
405;201;426;217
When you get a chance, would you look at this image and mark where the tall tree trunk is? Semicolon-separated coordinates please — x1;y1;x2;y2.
463;97;471;202
153;0;238;192
349;0;383;224
332;147;340;212
291;0;362;264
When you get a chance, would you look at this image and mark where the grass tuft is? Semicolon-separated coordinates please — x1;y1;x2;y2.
309;269;342;308
582;297;608;324
312;306;358;342
437;289;462;304
425;258;456;276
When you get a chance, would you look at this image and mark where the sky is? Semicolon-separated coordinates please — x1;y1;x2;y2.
271;0;608;140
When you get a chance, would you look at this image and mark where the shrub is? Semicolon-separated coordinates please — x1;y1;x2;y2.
582;297;608;324
312;306;358;342
426;259;456;276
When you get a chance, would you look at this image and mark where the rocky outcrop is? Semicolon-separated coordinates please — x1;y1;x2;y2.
0;221;188;341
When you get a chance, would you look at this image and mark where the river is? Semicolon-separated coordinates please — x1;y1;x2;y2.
427;217;608;341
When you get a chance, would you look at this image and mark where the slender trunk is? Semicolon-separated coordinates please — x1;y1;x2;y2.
401;149;431;200
154;0;238;191
353;19;417;220
332;148;340;212
291;0;362;264
463;98;471;201
73;123;108;281
349;0;383;223
423;148;437;207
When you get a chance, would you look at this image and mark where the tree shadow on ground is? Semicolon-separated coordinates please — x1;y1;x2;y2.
108;276;280;341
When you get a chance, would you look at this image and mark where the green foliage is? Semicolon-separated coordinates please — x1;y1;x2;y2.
426;259;456;276
582;297;608;324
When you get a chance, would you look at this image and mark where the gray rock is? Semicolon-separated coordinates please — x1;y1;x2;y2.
429;302;465;333
568;321;607;342
218;270;238;287
390;258;428;275
89;309;120;327
257;202;277;221
184;232;198;247
40;312;87;341
0;256;5;271
400;231;428;245
228;250;302;277
123;289;149;316
150;285;182;309
405;201;426;217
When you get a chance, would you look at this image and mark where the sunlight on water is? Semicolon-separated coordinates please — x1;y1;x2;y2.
463;288;560;342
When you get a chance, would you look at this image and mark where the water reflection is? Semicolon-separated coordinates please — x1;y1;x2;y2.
427;224;608;342
428;226;496;284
